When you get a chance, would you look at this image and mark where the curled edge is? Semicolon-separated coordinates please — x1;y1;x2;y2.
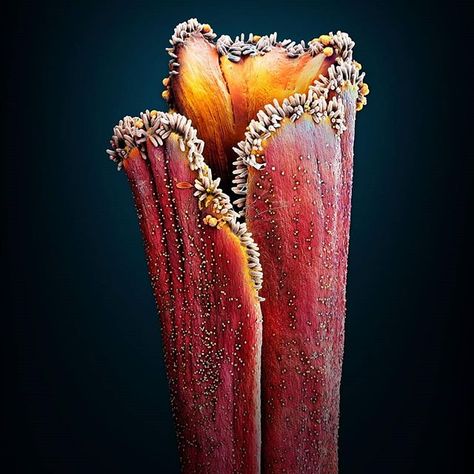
107;110;264;298
165;18;355;82
231;58;367;215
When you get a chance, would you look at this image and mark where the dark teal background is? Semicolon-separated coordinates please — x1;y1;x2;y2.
4;0;471;472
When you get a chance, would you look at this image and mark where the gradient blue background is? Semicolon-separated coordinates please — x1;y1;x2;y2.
4;0;471;472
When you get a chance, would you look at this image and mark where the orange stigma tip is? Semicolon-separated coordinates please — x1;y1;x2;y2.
360;83;370;96
354;61;362;70
319;35;332;46
252;35;261;43
162;90;170;100
162;77;170;87
203;215;218;227
150;110;158;117
323;47;334;57
176;181;193;189
356;102;364;111
134;119;144;128
201;24;211;33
